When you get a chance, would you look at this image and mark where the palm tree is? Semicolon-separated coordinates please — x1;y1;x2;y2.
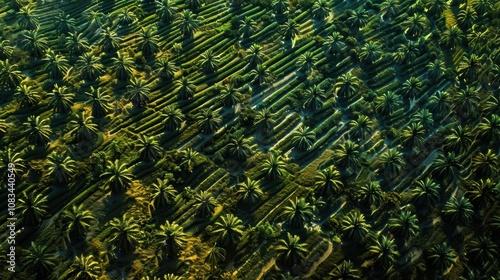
48;84;74;114
176;76;196;100
393;41;420;64
403;13;428;37
61;204;95;242
314;165;343;196
180;148;199;172
155;58;178;81
412;109;434;129
428;90;449;117
347;9;370;30
442;196;474;225
205;245;226;271
43;50;69;79
239;17;257;38
255;108;276;133
178;10;199;38
65;32;90;56
380;0;399;20
477;114;500;143
484;94;500;116
467;237;498;265
330;260;361;279
108;215;141;253
440;25;464;49
220;84;241;108
427;243;456;273
323;32;345;56
275;233;307;266
85;87;112;118
380;148;405;176
261;152;286;180
22;242;57;278
55;12;76;35
472;0;491;16
296;51;316;74
457;54;482;81
426;59;446;81
341;211;371;241
357;181;383;207
116;7;136;25
24;115;51;146
433;152;463;181
101;160;134;194
388;211;419;241
151;178;177;210
156;0;177;24
457;7;476;29
138;27;160;57
375;91;402;115
350;115;373;139
46;153;76;185
0;60;23;88
69;113;98;143
250;64;271;86
186;0;203;9
401;77;423;99
471;149;499;177
0;148;26;180
334;140;360;171
18;192;48;227
291;126;315;151
15;84;39;108
76;53;104;81
112;52;135;81
213;214;244;248
400;122;425;148
85;10;107;30
465;179;498;209
0;40;14;60
303;84;326;110
335;73;360;99
127;78;150;108
196;109;221;134
200;50;220;73
162;105;184;131
281;19;299;40
312;0;331;20
98;27;122;53
70;254;100;280
21;30;48;57
236;177;263;205
17;5;39;30
282;197;315;228
156;221;187;258
137;135;163;162
360;41;382;64
411;178;440;207
246;44;264;68
444;125;473;153
425;0;447;18
272;0;289;14
369;235;399;268
194;190;216;218
227;135;251;160
451;85;481;117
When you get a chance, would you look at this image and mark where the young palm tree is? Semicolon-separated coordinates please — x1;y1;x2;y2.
330;260;361;279
359;41;382;64
334;140;360;171
369;235;399;269
323;32;345;56
70;254;100;280
427;243;456;273
239;17;257;38
18;192;48;227
255;108;276;133
205;245;226;272
112;52;135;81
69;113;98;143
466;237;498;265
442;196;474;225
108;215;141;253
0;60;24;88
275;233;307;266
296;51;316;74
200;49;220;73
180;148;199;172
282;197;315;228
428;90;449;117
85;10;107;30
411;178;440;207
380;0;399;19
457;54;482;81
21;30;48;58
477;114;500;143
155;58;178;81
250;64;271;86
138;27;160;57
55;12;76;35
380;148;405;176
314;165;343;196
426;59;446;81
341;211;371;241
220;84;241;108
335;73;360;99
127;78;150;108
440;25;464;49
400;122;426;148
401;77;423;99
151;178;177;210
47;84;74;114
236;177;263;205
22;242;58;278
261;152;287;180
176;76;196;100
15;84;39;108
425;0;447;18
357;181;383;207
350;115;373;139
76;53;104;81
0;40;14;60
156;0;177;24
43;50;69;79
162;105;184;131
412;109;434;129
17;5;39;30
194;190;216;218
137;135;163;162
291;126;315;151
227;135;251;160
65;32;90;56
403;13;428;37
451;85;481;117
471;149;499;177
444;125;473;153
375;91;402;115
246;44;264;68
24;115;52;146
85;87;112;118
281;19;299;40
213;214;244;248
312;0;331;20
393;41;420;64
433;152;463;181
272;0;289;14
178;10;199;38
388;211;419;241
196;108;221;134
101;160;134;194
457;7;477;29
116;7;136;25
61;204;95;242
347;9;370;30
156;221;188;258
98;27;122;53
46;153;76;185
465;179;498;209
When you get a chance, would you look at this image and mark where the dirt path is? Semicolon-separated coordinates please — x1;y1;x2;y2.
255;257;277;280
303;240;333;278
